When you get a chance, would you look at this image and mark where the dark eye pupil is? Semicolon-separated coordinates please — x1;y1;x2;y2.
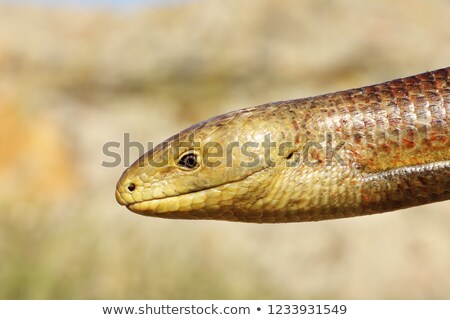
178;153;198;169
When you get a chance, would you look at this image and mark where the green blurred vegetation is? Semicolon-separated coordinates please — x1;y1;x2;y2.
0;0;449;299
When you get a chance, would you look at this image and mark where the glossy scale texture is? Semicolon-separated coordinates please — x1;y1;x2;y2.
116;67;450;223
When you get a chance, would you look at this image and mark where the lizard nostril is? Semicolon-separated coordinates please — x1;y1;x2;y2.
127;183;136;192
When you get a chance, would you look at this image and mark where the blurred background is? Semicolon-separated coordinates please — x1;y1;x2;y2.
0;0;449;299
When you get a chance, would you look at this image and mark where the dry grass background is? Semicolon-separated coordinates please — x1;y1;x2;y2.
0;0;449;299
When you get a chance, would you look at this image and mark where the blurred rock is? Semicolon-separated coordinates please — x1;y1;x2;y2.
0;100;77;204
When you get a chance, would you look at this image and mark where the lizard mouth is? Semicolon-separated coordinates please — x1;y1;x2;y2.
122;167;267;216
115;189;129;206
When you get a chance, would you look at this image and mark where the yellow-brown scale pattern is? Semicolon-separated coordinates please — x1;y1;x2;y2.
116;67;450;223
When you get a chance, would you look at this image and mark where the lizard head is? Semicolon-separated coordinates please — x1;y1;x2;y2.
115;104;299;222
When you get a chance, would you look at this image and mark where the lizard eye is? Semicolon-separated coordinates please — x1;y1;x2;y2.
177;152;199;170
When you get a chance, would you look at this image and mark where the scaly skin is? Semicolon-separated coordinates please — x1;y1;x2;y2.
116;67;450;223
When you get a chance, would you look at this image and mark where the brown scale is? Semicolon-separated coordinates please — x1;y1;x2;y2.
116;67;450;223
